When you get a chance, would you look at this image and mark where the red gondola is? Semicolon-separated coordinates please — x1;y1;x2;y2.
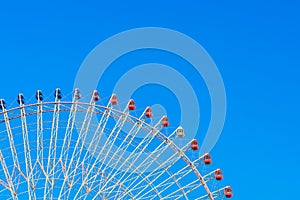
203;153;212;165
190;139;199;150
145;107;152;118
224;186;233;198
128;99;136;110
92;90;100;101
110;94;118;105
162;116;169;127
215;169;223;180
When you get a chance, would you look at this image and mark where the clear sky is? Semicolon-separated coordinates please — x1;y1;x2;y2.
0;1;299;199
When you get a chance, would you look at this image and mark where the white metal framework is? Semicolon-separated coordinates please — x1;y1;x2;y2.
0;89;232;200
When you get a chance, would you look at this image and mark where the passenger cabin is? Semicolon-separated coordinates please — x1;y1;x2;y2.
92;90;100;101
128;99;136;110
17;94;25;105
36;90;43;101
74;88;81;100
176;126;184;138
162;116;169;127
203;153;212;165
55;88;62;100
215;169;223;180
110;94;118;105
0;99;6;110
224;186;233;198
145;107;153;118
191;139;199;150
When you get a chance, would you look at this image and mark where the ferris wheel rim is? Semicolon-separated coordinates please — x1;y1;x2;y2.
0;100;214;199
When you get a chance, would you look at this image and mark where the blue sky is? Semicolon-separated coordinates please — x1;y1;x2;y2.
0;1;299;199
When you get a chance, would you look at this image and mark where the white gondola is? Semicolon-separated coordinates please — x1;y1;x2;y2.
176;126;185;137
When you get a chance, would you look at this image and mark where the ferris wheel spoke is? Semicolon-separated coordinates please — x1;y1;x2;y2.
183;171;223;200
59;93;97;199
171;169;222;200
59;103;103;198
56;91;80;200
118;144;169;188
79;95;119;173
72;106;115;199
106;145;189;199
93;113;129;170
0;179;10;192
82;105;111;168
43;90;61;200
145;159;200;200
0;151;17;200
72;104;129;199
19;99;36;200
159;178;200;200
1;107;22;192
147;154;211;200
84;103;137;187
117;130;179;199
91;107;150;199
97;107;142;171
196;186;229;200
127;142;191;199
79;153;160;200
36;95;44;171
104;116;168;197
59;90;80;166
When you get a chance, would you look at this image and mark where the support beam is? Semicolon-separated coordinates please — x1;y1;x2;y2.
0;151;18;200
19;101;36;200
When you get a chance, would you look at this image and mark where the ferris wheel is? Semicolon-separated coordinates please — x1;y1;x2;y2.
0;88;232;200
